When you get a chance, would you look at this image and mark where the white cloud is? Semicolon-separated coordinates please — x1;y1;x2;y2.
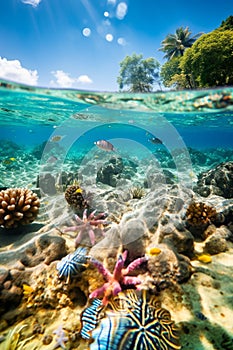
0;57;38;85
51;70;92;88
51;70;75;88
116;2;128;19
21;0;41;7
77;75;93;84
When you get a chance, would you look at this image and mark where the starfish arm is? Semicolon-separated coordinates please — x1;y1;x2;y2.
88;228;96;246
90;258;112;280
90;219;109;226
113;255;125;280
89;282;109;299
122;275;142;286
75;230;84;247
88;210;97;220
94;212;108;220
83;209;88;221
74;214;83;224
123;256;148;274
63;226;79;232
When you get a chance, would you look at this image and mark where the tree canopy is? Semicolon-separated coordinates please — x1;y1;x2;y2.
159;26;202;60
180;29;233;87
117;53;160;92
218;16;233;31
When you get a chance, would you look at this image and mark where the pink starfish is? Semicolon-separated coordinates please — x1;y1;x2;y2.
89;250;148;305
63;209;110;247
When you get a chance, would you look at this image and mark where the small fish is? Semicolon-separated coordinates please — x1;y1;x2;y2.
148;137;163;145
23;284;34;295
47;155;58;163
2;158;17;165
195;311;207;321
197;254;212;263
146;247;161;256
94;139;116;152
75;188;83;194
50;135;65;142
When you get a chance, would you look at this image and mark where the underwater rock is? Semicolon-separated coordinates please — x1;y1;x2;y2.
0;266;9;285
204;226;230;255
96;157;124;187
20;234;67;267
146;246;192;291
38;173;56;195
195;161;233;198
159;223;195;258
120;218;147;260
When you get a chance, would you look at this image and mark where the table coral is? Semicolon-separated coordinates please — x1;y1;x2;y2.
63;209;110;246
89;250;148;305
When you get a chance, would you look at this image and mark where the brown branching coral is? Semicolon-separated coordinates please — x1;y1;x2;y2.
0;188;40;228
64;185;89;211
185;201;217;226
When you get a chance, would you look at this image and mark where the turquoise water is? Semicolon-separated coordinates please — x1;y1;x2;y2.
1;79;233;190
1;80;233;349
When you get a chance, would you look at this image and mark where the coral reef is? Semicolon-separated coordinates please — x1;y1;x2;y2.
64;184;89;211
89;250;148;305
63;209;110;247
0;188;40;228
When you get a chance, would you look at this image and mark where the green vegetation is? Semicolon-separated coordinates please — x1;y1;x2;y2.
159;26;202;60
117;16;233;91
180;30;233;87
117;53;160;92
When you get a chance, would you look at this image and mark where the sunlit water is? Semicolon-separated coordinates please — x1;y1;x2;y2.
1;79;233;190
1;80;233;349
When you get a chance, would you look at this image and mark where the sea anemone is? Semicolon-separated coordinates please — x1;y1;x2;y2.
129;186;145;199
0;188;40;228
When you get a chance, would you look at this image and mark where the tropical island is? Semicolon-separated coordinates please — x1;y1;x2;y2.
117;16;233;92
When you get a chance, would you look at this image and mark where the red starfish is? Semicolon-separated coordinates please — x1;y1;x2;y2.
63;209;110;246
89;250;147;305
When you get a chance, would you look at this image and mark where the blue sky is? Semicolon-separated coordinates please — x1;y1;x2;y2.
0;0;232;91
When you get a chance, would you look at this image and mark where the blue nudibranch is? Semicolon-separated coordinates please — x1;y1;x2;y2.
57;246;88;283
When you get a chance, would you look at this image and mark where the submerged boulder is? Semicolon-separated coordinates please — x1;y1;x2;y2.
195;161;233;198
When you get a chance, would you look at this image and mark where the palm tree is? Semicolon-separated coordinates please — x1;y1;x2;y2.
159;27;202;60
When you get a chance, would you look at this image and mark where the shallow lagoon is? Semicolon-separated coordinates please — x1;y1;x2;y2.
0;80;233;349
